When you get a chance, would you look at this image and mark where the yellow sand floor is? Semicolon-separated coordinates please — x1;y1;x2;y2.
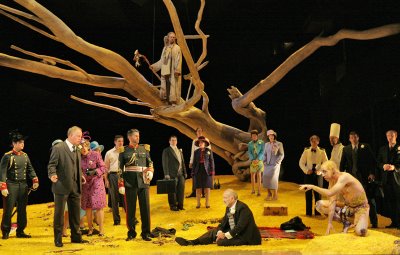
0;175;399;254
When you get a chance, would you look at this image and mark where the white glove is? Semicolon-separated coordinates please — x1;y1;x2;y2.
119;186;125;195
32;183;39;190
164;174;170;180
146;171;154;181
1;189;9;197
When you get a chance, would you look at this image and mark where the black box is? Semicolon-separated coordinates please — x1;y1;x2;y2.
156;179;176;194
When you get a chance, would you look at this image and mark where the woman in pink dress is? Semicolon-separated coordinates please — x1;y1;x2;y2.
80;141;106;236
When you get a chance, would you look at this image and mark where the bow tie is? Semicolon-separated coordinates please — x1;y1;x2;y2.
311;149;316;153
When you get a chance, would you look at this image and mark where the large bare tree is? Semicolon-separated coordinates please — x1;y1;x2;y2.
0;0;399;180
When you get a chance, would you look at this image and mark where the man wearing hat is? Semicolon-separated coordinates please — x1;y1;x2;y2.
118;129;154;241
247;130;265;196
299;135;328;216
0;130;39;239
329;123;344;168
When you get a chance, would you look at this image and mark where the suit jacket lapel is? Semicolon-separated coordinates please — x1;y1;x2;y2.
63;142;75;161
169;147;179;161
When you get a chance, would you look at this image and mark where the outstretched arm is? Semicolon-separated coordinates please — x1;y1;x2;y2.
300;175;347;197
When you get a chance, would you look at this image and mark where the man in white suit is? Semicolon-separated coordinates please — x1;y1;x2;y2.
299;135;328;216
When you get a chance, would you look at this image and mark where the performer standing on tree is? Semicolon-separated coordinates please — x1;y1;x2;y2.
118;129;154;241
150;32;182;105
0;130;39;239
247;130;264;196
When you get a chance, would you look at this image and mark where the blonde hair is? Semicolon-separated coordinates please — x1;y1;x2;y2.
321;160;340;188
224;189;238;200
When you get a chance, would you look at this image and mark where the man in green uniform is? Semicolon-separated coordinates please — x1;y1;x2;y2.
119;129;154;241
0;130;39;239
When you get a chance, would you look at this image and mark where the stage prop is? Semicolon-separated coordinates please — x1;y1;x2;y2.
264;203;288;216
0;1;399;181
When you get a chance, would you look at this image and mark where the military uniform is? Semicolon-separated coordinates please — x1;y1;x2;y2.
119;144;153;240
0;150;38;238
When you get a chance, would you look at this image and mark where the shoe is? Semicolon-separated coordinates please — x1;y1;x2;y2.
186;192;196;198
98;233;105;237
113;221;120;226
87;228;94;236
55;241;63;247
257;193;261;197
141;233;152;241
16;232;31;238
170;206;179;211
71;239;89;244
206;206;210;209
2;232;9;240
251;190;255;194
178;207;185;210
175;237;192;246
196;205;200;209
126;231;137;241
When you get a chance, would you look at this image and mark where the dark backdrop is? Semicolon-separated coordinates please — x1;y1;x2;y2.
0;0;399;204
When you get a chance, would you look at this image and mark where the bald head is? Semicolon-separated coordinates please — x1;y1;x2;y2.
223;189;238;207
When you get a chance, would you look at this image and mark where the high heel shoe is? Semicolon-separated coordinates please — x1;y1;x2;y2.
206;205;210;209
196;205;200;209
87;228;94;236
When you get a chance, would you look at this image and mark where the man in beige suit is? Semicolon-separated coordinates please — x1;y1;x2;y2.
151;32;182;105
48;126;88;247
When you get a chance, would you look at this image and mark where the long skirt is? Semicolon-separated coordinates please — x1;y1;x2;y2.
262;164;281;189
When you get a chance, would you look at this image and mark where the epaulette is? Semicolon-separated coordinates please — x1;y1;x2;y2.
142;144;150;152
304;147;310;151
320;148;325;151
4;151;13;155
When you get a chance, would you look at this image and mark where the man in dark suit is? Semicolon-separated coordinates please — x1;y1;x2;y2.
162;135;187;211
175;189;261;246
377;130;400;228
48;126;88;247
340;131;378;228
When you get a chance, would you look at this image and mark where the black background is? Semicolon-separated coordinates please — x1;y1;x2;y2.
0;0;399;204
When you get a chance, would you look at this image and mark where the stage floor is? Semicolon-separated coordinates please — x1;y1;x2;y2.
0;175;399;254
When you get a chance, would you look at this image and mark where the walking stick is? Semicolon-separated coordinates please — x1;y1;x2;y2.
133;49;161;81
11;187;34;218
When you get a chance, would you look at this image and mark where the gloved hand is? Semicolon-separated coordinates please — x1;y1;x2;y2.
32;177;39;190
164;174;170;180
118;179;125;195
0;182;8;197
1;189;8;197
146;171;154;181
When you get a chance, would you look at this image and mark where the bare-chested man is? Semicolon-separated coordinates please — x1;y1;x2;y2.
299;160;369;236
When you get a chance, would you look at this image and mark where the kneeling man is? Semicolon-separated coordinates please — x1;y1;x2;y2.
299;160;369;236
175;189;261;246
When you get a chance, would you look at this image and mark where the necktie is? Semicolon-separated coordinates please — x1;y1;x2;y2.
72;145;76;153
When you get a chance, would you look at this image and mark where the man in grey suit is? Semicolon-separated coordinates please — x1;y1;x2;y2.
162;135;187;211
48;126;88;247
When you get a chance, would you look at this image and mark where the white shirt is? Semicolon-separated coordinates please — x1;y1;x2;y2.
330;143;344;168
65;139;74;152
104;147;120;173
299;147;328;174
